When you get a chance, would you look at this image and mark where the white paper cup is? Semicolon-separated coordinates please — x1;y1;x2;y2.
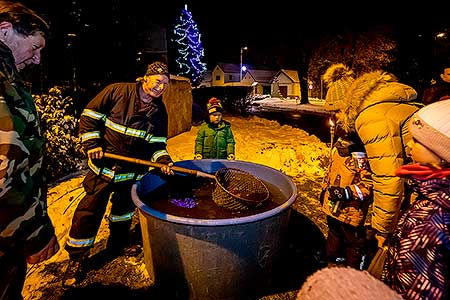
351;151;368;170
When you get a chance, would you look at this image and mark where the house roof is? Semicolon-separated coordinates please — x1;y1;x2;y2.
247;70;278;84
275;69;299;83
217;63;240;73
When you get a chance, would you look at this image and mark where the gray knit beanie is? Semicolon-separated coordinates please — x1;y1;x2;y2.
322;64;355;112
296;267;403;300
409;99;450;163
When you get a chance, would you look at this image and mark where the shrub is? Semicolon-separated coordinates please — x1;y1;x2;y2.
34;86;84;182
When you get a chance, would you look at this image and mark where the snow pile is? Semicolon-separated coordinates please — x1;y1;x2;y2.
168;115;328;180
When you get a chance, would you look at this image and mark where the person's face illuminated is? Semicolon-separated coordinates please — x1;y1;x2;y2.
407;138;443;165
209;111;222;124
142;74;169;98
0;22;46;71
441;68;450;83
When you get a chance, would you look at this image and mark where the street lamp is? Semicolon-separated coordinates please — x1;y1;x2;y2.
240;46;248;82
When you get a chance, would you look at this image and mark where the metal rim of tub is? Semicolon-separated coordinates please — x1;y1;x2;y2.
131;161;297;226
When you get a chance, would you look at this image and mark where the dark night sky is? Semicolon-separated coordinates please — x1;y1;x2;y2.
18;1;449;86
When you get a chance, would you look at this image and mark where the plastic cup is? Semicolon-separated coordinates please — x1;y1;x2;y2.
351;152;368;170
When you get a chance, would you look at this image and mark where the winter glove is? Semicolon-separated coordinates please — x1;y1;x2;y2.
227;154;235;160
328;186;353;202
87;147;103;160
194;154;202;160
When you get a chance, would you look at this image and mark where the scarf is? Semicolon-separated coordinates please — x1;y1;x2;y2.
395;163;450;180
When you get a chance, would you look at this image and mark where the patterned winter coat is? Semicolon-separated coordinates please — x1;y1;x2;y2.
337;71;420;234
0;42;55;257
194;120;235;159
382;175;450;300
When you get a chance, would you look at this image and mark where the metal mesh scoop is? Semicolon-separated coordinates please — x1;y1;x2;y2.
212;167;270;211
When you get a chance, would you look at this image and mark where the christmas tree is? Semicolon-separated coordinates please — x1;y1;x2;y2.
172;4;207;86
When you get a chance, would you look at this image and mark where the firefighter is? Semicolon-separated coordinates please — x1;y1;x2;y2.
62;61;174;287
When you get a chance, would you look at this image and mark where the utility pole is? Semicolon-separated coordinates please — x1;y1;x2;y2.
240;46;248;82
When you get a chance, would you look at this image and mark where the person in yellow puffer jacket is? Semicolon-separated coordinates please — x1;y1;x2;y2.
326;64;422;253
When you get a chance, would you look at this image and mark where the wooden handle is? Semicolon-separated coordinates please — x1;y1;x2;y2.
103;152;215;179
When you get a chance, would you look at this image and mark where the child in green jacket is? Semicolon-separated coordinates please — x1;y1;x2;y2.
194;97;235;159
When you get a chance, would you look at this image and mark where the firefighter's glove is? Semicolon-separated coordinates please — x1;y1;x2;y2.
160;162;174;176
194;154;202;160
328;186;353;202
87;147;103;160
227;154;235;160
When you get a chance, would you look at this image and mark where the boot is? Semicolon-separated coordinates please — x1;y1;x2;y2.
105;221;132;257
62;258;88;288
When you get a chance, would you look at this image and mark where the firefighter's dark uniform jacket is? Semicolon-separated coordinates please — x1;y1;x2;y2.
66;82;172;253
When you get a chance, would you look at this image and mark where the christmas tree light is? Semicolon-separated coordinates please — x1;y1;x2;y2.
172;4;207;86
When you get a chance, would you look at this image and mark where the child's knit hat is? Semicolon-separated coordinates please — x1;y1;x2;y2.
207;97;223;114
409;99;450;163
322;63;355;111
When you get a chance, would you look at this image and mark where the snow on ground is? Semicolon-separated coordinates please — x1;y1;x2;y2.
250;96;327;113
168;115;328;180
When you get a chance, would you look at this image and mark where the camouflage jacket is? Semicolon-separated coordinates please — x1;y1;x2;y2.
0;42;55;257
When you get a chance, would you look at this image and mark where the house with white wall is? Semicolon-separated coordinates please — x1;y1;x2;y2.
199;63;301;98
272;69;301;98
211;63;241;86
242;69;277;95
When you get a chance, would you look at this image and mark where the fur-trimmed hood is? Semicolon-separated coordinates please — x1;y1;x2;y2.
336;70;418;132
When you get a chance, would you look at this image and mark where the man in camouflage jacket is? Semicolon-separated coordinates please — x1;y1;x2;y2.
0;2;59;299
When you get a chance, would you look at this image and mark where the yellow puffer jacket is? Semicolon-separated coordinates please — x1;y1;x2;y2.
336;71;420;234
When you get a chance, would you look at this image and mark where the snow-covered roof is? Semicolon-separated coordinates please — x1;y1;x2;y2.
247;69;278;84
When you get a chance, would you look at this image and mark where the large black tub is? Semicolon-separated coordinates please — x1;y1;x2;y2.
131;159;297;300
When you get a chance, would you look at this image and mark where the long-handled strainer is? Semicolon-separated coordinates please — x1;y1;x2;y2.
104;152;270;211
104;152;215;179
